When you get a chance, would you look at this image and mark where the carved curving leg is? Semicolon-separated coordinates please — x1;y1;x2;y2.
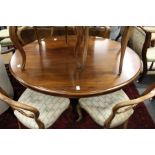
118;27;133;75
123;119;129;129
17;119;22;129
76;104;83;122
34;27;41;45
9;26;26;71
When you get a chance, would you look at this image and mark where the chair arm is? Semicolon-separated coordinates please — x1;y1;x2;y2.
104;85;155;128
140;26;155;33
0;90;45;128
0;91;39;118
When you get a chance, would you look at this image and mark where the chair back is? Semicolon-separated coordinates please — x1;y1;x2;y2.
129;27;147;58
0;54;14;114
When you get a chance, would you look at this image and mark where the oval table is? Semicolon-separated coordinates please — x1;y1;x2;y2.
9;36;142;98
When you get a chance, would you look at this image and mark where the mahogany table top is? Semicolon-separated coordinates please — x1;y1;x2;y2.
10;36;142;98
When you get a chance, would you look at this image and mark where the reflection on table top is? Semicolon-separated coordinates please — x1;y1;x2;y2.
10;36;141;98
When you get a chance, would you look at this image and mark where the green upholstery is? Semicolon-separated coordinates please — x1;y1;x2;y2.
0;38;13;47
0;29;9;39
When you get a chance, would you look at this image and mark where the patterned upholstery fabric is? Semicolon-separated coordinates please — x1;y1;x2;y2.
0;54;14;115
79;90;134;128
0;38;12;47
146;47;155;62
142;27;155;33
129;27;146;59
151;33;155;41
14;89;70;129
0;29;9;39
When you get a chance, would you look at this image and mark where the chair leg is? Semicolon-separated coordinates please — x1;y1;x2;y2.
138;71;147;83
115;33;121;41
151;40;155;47
67;104;73;124
123;119;129;129
34;27;41;45
138;61;148;83
17;119;22;129
65;26;68;44
76;104;83;122
149;61;154;70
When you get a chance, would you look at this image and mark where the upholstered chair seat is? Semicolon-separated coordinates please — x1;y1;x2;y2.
0;52;70;128
151;33;155;41
79;90;133;128
14;89;70;129
0;38;13;47
146;47;155;61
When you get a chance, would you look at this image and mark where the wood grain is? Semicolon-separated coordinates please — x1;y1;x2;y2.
10;36;142;98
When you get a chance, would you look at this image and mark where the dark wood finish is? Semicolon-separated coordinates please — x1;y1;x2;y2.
10;36;141;98
9;27;26;71
65;26;68;44
137;26;152;82
34;26;41;45
119;26;133;75
74;27;89;69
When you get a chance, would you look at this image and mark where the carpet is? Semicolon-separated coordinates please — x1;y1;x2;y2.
0;65;154;129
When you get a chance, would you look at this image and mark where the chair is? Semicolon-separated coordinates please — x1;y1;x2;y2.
114;26;133;74
0;53;70;128
0;27;13;48
129;26;155;82
0;46;14;115
12;26;53;46
0;27;14;55
141;27;155;46
17;26;111;45
0;27;9;40
77;84;155;128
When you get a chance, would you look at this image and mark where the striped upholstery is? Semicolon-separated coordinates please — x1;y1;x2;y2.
79;90;134;128
129;27;146;59
14;89;70;129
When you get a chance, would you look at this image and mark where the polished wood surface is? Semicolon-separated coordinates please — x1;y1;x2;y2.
9;27;26;71
119;26;133;74
10;36;141;98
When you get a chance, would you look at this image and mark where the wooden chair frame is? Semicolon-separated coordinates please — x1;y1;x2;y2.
76;82;155;128
116;26;155;81
74;27;89;69
0;87;45;129
104;83;155;128
118;26;133;75
137;26;154;82
9;26;26;71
